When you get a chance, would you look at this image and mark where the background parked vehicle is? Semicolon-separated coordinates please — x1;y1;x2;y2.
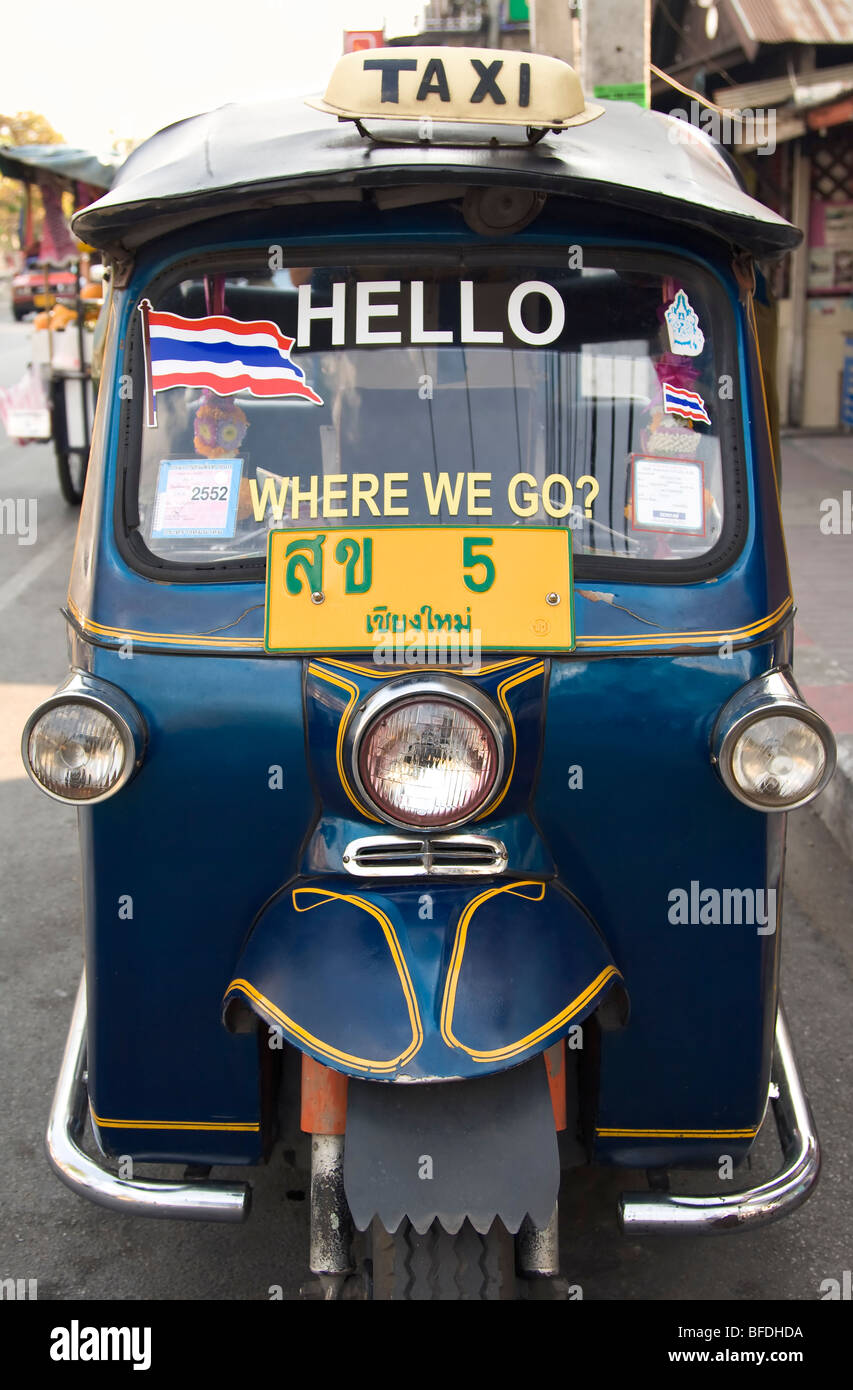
11;265;77;320
0;143;122;503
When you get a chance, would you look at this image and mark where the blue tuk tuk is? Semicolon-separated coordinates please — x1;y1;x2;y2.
22;48;835;1299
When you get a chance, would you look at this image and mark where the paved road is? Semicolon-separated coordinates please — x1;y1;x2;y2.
0;300;850;1301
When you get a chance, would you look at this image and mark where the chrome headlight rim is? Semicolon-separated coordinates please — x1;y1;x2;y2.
711;669;836;813
21;671;146;806
347;675;508;831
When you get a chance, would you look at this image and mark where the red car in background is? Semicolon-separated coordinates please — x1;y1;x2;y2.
11;266;77;320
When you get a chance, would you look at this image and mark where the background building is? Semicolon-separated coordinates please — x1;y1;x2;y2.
388;0;852;427
652;0;853;428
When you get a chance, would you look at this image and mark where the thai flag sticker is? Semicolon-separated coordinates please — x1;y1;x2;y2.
138;300;323;424
662;381;711;426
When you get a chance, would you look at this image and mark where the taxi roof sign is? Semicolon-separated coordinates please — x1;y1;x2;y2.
306;47;604;132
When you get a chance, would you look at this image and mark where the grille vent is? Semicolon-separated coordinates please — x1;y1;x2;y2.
343;833;507;878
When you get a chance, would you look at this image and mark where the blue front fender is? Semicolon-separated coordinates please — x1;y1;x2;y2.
223;877;625;1080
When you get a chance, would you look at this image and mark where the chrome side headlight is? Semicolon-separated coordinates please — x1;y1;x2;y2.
22;671;146;805
348;677;507;830
711;669;836;811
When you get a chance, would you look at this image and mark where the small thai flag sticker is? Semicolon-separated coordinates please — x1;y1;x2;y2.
662;381;711;426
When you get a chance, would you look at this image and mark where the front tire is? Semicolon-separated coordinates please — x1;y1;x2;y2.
56;448;86;505
370;1217;516;1300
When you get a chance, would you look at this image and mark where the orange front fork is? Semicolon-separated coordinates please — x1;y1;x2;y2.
301;1047;565;1132
300;1056;352;1285
300;1054;348;1135
545;1039;567;1131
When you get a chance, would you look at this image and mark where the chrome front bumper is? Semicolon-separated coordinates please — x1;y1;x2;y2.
618;1004;820;1234
46;974;251;1223
47;978;817;1233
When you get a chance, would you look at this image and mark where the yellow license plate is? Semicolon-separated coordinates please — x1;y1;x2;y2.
264;526;574;654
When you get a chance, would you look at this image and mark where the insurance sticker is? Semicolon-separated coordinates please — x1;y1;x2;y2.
631;455;705;535
150;459;243;539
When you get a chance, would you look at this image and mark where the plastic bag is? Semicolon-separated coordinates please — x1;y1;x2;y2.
0;364;51;443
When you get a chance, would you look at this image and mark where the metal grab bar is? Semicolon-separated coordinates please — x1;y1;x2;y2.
618;1003;819;1234
46;973;251;1223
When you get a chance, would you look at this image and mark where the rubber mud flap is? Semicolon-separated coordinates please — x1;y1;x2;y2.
343;1057;559;1236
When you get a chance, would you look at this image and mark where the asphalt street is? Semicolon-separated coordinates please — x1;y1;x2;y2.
0;299;850;1301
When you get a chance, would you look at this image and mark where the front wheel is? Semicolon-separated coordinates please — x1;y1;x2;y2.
370;1217;516;1300
56;448;87;505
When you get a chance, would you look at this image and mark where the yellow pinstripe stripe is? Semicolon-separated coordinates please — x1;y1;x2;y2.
67;596;794;654
439;881;621;1062
67;596;263;648
225;887;423;1075
476;662;544;819
322;656;535;679
465;966;621;1063
596;1126;758;1139
291;886;422;1060
574;596;792;650
90;1108;259;1132
307;663;381;822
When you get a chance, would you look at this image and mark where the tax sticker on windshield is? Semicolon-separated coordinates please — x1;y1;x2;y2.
631;455;705;535
664;290;705;356
150;459;243;539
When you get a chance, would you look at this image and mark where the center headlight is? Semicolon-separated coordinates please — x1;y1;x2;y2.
352;680;505;828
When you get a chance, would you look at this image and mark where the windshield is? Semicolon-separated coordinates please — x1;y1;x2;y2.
128;253;740;577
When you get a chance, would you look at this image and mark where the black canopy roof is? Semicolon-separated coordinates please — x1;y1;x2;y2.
71;95;800;258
